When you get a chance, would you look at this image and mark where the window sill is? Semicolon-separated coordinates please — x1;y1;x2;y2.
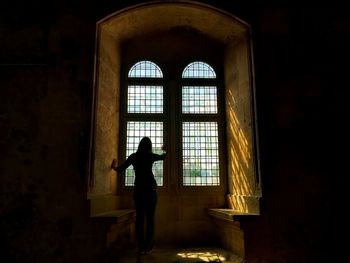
92;209;136;223
207;208;259;222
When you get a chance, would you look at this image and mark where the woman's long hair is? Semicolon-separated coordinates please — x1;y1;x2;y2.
136;137;152;154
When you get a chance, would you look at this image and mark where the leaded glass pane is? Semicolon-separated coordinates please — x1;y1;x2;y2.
128;61;163;78
128;85;163;113
182;62;216;78
182;122;220;186
125;121;164;186
182;86;217;114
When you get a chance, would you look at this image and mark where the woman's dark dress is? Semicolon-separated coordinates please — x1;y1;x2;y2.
117;152;166;251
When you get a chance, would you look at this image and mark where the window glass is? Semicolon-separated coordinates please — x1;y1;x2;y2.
181;62;220;186
128;61;163;78
182;86;217;114
182;61;216;78
125;121;164;186
123;60;221;188
182;122;220;186
128;85;163;113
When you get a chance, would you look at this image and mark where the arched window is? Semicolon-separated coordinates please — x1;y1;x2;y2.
120;59;224;190
181;62;220;186
127;61;163;113
91;2;261;224
128;60;163;78
123;61;165;186
182;61;216;79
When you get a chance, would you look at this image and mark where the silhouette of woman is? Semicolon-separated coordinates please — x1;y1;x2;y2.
111;137;167;254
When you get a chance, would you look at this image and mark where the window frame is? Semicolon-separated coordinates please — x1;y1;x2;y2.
177;61;227;193
118;59;227;194
118;59;169;194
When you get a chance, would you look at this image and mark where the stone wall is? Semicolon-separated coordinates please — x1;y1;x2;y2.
1;1;348;262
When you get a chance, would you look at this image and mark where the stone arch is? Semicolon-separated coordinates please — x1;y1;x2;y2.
89;0;261;216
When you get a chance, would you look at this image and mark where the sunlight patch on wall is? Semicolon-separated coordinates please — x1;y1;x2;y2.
224;38;260;214
226;91;254;196
227;100;251;167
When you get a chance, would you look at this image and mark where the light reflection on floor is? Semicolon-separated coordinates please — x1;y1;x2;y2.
177;251;226;262
114;247;244;263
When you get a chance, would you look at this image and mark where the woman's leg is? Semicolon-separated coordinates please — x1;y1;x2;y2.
145;190;157;252
134;191;146;252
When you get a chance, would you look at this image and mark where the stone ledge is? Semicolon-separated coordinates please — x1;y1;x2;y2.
92;209;135;223
88;194;119;216
207;208;259;222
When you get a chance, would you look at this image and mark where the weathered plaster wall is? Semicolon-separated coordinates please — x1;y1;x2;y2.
91;29;120;195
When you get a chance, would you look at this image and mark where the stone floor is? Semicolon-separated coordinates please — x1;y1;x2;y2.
114;247;244;263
